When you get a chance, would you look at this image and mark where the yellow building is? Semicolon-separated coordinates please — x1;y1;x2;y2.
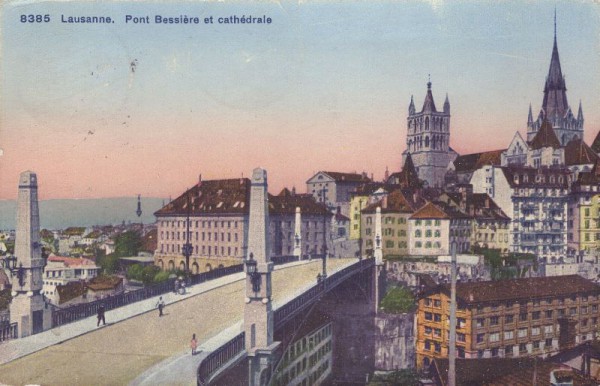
569;164;600;255
417;275;600;370
361;189;424;257
349;194;370;240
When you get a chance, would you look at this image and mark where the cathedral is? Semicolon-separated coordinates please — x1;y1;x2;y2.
526;16;584;146
403;81;457;188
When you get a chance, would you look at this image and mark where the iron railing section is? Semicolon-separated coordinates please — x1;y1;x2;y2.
53;264;245;328
274;258;373;329
197;332;246;386
0;321;17;342
271;255;299;265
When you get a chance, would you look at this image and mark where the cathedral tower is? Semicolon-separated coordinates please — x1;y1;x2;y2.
527;12;584;145
404;81;456;188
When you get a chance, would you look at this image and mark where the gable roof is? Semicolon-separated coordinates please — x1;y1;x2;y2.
500;166;570;189
529;119;561;150
409;201;468;220
317;171;371;184
362;188;425;214
564;139;599;166
268;190;330;216
454;150;504;173
591;131;600;153
433;275;600;305
155;178;251;216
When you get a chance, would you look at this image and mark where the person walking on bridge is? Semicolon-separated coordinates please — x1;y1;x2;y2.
97;304;106;326
156;296;165;317
190;333;198;355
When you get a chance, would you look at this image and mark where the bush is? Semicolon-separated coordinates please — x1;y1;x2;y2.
379;287;416;314
153;270;170;283
126;264;144;281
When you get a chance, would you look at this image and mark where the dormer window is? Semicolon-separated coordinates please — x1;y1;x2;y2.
514;175;519;184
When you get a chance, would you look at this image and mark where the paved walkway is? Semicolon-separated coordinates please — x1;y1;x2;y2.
0;258;356;386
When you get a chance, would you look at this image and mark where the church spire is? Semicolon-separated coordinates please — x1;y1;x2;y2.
421;78;437;113
542;9;568;120
577;100;584;123
528;104;533;124
409;95;415;115
443;93;450;114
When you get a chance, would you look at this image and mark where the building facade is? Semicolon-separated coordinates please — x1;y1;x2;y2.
417;275;600;369
305;171;370;216
42;255;100;304
154;178;331;272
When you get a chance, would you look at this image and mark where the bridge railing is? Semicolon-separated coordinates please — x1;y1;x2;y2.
52;264;244;328
0;321;17;343
197;332;245;386
274;257;373;329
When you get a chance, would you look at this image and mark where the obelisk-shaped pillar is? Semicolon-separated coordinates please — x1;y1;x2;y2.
373;206;385;314
244;168;280;386
293;207;302;259
374;207;383;265
10;171;51;337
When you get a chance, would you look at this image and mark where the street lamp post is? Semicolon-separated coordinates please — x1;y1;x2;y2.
245;253;261;293
182;192;193;275
1;255;26;288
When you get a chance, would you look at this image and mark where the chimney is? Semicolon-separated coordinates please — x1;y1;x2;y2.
198;173;202;187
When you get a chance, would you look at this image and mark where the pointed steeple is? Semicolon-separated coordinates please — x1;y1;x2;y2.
528;104;534;124
399;153;421;188
443;93;450;114
421;79;437;113
542;10;568;120
409;95;415;115
577;100;584;122
530;119;561;150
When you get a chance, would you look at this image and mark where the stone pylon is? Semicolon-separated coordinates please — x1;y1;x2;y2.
10;171;51;337
293;207;302;258
244;168;280;386
374;207;383;265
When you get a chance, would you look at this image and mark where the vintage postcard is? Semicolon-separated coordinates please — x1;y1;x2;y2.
1;1;600;385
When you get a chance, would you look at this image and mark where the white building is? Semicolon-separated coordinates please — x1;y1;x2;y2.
42;255;100;304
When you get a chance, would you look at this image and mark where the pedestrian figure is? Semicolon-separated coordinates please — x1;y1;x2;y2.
97;304;106;326
156;296;165;317
190;333;198;355
179;281;186;295
174;279;179;294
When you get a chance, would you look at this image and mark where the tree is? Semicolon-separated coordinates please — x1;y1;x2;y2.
379;287;416;314
368;369;420;386
113;231;142;257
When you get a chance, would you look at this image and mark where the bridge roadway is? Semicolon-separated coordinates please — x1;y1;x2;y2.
0;258;356;386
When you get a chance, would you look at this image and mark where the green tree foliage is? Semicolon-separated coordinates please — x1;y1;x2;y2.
97;254;120;275
379;287;416;314
126;263;169;285
368;369;420;386
113;231;142;258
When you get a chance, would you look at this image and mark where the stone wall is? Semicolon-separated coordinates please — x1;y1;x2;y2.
374;312;416;370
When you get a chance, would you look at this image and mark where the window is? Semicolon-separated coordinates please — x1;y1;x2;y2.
434;328;442;338
491;348;499;357
489;332;500;342
425;312;433;321
490;316;499;326
533;341;540;350
504;331;514;340
425;326;432;335
505;345;514;357
570;307;577;316
424;340;431;351
531;327;540;336
545;310;553;319
532;311;540;320
434;314;442;322
558;309;566;317
518;328;528;338
519;343;528;353
433;299;441;308
544;325;553;334
545;338;553;348
476;318;485;328
457;333;466;342
505;315;514;324
519;313;528;322
477;333;485;343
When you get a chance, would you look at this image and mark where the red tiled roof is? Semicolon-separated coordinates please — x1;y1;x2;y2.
155;178;251;216
529;119;561;150
87;276;123;291
501;166;570;188
591;130;600;153
410;202;450;219
436;275;600;305
268;191;330;216
320;171;371;183
453;150;504;173
48;255;96;267
564;139;599;166
362;188;425;214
